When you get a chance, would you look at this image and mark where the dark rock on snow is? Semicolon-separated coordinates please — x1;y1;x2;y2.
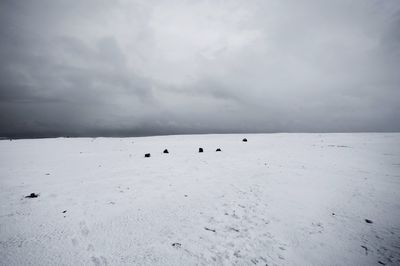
163;149;169;154
172;243;181;248
144;153;151;158
242;138;248;142
204;227;216;232
199;148;204;153
25;193;39;198
216;148;222;152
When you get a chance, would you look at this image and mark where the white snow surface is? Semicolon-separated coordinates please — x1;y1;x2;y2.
0;133;399;266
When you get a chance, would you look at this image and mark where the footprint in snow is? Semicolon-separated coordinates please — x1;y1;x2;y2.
71;238;79;247
228;227;240;233
87;244;95;252
80;221;90;237
91;256;108;266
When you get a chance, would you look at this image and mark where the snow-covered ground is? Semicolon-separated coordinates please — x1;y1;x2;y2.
0;133;399;265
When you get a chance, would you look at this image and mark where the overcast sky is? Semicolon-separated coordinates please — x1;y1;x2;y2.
0;0;399;137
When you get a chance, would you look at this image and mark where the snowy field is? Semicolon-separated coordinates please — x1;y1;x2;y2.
0;133;399;266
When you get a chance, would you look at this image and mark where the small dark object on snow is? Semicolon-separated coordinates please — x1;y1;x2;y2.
332;213;335;216
163;149;169;154
216;148;222;152
365;219;373;224
204;227;216;232
361;245;368;255
25;193;39;198
144;153;151;158
199;148;204;153
242;138;247;142
172;243;181;248
62;210;67;213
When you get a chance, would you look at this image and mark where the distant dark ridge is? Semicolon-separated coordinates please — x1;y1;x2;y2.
1;130;397;140
0;129;274;140
0;126;264;140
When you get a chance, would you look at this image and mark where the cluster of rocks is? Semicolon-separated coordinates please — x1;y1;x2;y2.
143;138;248;158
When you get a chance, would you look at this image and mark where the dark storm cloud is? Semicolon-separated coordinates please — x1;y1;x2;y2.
0;0;399;137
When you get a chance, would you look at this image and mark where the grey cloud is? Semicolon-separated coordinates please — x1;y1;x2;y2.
0;0;399;138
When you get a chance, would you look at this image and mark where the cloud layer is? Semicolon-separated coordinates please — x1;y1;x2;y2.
1;0;399;137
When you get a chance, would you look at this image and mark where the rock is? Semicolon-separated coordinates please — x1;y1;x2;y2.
242;138;247;142
25;193;39;198
172;243;181;248
365;219;373;224
199;148;204;153
204;227;216;232
144;153;151;158
216;148;222;152
163;149;169;154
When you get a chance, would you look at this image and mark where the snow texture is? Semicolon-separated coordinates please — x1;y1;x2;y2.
0;133;399;265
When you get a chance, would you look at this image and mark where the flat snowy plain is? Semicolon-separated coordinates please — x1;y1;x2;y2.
0;133;399;265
